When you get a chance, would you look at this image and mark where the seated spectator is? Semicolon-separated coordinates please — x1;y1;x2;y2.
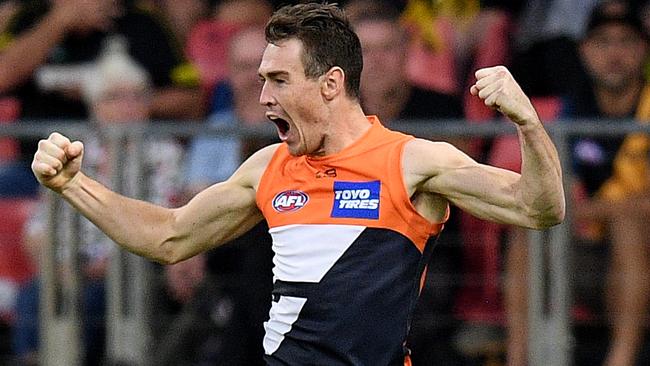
348;3;465;364
505;2;650;365
350;2;463;124
509;0;598;98
12;35;186;366
155;0;210;46
185;25;270;193
183;24;275;366
185;0;272;91
0;0;203;175
150;253;239;365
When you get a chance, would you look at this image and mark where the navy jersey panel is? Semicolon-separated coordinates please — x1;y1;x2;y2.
264;228;424;366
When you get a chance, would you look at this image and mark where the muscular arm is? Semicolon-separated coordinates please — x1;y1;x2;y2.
405;66;565;229
32;132;278;264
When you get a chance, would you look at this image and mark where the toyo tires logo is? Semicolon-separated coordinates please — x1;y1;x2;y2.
272;190;309;212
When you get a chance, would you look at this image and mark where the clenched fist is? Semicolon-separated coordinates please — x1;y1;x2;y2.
31;132;84;193
470;65;538;126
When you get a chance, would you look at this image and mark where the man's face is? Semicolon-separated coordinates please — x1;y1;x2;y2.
228;29;266;107
93;85;150;124
581;23;648;91
258;38;326;156
355;20;407;95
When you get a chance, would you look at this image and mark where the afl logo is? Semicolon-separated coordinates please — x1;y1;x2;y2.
272;190;309;212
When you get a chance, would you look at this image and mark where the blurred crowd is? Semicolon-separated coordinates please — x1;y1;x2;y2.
1;0;650;365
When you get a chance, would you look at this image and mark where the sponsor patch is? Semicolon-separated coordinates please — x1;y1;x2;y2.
272;190;309;212
331;180;380;219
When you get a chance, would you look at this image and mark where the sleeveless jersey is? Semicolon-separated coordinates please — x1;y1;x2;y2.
256;116;446;365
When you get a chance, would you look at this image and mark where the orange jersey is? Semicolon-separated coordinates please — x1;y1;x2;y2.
256;116;447;365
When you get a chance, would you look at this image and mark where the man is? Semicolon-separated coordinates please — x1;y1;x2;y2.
0;0;203;185
504;1;650;365
348;2;463;124
349;4;465;364
13;34;186;366
185;25;270;193
569;1;650;365
30;3;564;365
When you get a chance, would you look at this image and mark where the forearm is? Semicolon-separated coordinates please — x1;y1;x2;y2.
517;119;565;226
61;172;178;263
0;9;70;91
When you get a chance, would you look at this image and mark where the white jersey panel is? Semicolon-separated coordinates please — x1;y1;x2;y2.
268;224;366;283
263;295;308;355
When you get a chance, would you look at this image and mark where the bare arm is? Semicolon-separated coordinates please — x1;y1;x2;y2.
405;66;565;229
0;0;118;92
32;132;277;264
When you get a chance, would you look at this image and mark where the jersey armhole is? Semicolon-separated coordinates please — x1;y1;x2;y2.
255;144;286;212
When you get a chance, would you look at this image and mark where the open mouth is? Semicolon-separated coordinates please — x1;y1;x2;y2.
269;116;290;137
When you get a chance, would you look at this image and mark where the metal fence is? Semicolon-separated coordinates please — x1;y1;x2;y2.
2;118;649;366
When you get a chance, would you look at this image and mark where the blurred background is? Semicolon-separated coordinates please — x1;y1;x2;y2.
2;0;650;365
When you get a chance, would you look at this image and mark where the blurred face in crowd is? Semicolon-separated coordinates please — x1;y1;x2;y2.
216;0;272;25
165;254;206;304
355;18;409;98
228;27;267;123
92;83;151;124
580;23;648;92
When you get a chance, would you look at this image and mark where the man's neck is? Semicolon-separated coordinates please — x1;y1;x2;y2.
596;81;643;118
311;102;371;157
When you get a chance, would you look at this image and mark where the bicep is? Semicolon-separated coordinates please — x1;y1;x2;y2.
424;162;525;224
171;179;263;259
407;140;529;226
167;144;278;261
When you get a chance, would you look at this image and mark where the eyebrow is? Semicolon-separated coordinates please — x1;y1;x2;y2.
259;70;290;79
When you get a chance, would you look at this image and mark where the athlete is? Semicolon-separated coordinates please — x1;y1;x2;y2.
31;3;565;365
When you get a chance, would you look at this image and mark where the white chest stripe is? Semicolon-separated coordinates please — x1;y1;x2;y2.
268;224;366;283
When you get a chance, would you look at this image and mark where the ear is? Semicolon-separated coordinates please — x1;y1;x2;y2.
321;66;345;101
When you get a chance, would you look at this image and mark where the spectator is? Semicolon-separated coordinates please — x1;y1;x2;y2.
348;3;465;365
155;0;210;45
506;2;650;365
185;25;270;193
0;0;203;166
183;25;275;366
350;1;463;124
509;0;599;97
12;34;185;366
185;0;272;91
150;253;248;365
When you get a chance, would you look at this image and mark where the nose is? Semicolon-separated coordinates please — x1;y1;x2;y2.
259;81;276;107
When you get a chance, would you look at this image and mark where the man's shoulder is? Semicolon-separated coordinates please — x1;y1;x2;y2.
403;138;468;176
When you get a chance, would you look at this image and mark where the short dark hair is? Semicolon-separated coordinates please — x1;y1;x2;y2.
585;0;647;40
265;2;363;100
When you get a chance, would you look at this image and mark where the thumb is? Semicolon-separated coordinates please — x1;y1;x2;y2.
65;141;84;160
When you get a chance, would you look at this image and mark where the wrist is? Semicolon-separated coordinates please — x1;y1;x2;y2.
515;113;542;132
60;172;84;197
